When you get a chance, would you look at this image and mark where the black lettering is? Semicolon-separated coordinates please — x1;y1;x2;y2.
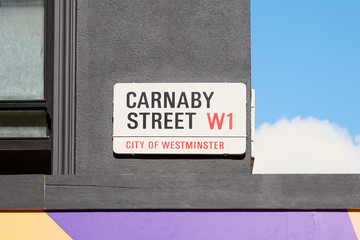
127;113;138;129
203;92;214;108
177;92;189;108
191;92;201;108
164;112;173;129
164;92;175;108
175;112;184;129
126;92;136;108
137;92;149;108
185;112;196;129
151;92;161;108
152;113;162;129
139;112;150;129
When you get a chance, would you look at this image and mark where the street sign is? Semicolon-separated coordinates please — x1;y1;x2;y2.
113;83;247;154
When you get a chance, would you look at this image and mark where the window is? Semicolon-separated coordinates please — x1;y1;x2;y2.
0;0;52;174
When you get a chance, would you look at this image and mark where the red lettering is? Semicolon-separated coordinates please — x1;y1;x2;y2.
227;113;233;129
207;113;225;129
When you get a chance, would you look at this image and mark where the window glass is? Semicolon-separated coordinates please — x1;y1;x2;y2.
0;110;47;137
0;0;44;100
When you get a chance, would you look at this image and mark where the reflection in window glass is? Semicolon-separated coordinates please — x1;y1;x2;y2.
0;110;47;137
0;0;44;100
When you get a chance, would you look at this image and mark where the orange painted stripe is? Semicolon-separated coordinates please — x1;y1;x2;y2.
348;209;360;239
0;212;72;240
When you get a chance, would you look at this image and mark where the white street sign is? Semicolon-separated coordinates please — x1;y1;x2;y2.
113;83;247;154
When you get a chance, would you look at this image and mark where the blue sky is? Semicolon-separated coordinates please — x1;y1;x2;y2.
252;0;360;139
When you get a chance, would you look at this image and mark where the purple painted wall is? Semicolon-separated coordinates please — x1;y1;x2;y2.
48;211;357;240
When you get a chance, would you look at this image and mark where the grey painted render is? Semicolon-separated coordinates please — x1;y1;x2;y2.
45;174;360;210
0;175;44;210
3;175;360;210
75;0;251;175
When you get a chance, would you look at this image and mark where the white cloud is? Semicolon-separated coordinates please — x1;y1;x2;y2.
252;116;360;174
355;135;360;145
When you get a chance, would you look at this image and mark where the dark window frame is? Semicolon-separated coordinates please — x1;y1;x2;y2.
0;0;53;152
0;0;76;175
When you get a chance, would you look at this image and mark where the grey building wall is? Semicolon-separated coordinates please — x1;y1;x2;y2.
75;0;251;175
